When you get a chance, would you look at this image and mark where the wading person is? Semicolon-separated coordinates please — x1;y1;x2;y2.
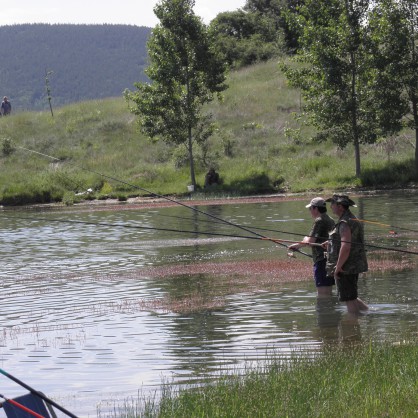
325;194;369;314
289;197;335;296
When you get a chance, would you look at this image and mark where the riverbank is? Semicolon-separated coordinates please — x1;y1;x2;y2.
109;341;417;418
6;185;418;213
1;60;417;207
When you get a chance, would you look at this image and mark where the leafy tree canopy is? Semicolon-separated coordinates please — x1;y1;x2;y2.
125;0;227;187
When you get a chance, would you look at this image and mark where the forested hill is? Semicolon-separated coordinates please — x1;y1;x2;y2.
0;24;151;111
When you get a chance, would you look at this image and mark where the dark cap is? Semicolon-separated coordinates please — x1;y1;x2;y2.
325;194;357;207
305;197;326;208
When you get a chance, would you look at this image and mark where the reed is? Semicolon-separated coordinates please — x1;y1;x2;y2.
106;341;417;417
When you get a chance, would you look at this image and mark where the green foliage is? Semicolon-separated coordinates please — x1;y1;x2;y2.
120;341;417;417
2;137;15;156
125;0;227;187
281;0;418;178
62;191;79;206
100;181;113;196
0;60;416;206
361;159;416;187
209;0;302;69
225;167;276;195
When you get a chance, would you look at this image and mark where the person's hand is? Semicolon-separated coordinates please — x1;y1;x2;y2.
321;241;329;249
334;266;345;279
289;244;300;250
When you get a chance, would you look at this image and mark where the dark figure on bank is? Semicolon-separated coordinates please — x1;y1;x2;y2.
204;168;220;187
1;96;11;115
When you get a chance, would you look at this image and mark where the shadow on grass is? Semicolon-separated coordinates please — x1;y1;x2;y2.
361;159;416;187
221;173;277;195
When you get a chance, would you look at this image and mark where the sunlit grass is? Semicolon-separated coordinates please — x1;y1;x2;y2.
0;61;416;206
104;341;417;418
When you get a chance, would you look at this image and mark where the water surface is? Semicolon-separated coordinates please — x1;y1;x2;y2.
0;192;416;417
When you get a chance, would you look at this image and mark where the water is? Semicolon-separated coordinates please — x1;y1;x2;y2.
0;192;417;417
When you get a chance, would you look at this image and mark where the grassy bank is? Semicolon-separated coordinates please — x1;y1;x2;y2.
108;341;417;418
0;60;416;206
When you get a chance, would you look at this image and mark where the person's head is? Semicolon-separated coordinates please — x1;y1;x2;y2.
305;197;326;217
3;96;8;102
325;194;356;215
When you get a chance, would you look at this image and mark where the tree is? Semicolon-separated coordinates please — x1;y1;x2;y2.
125;0;227;188
210;9;284;68
244;0;304;51
282;0;384;177
365;0;418;178
399;0;418;177
209;0;306;69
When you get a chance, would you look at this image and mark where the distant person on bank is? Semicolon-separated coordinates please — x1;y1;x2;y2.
324;194;369;314
289;197;335;296
1;96;11;115
204;168;220;188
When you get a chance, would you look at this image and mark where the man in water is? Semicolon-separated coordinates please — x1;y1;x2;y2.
325;194;369;314
290;197;335;296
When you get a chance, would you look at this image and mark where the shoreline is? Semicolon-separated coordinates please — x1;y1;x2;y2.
5;186;418;213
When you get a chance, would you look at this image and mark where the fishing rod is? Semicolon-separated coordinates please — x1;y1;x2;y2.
0;394;45;418
17;146;313;258
110;211;418;254
0;368;78;418
262;237;323;247
141;211;417;243
3;213;418;256
353;218;418;234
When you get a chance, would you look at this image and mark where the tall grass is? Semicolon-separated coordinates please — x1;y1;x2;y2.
106;341;417;418
0;60;416;205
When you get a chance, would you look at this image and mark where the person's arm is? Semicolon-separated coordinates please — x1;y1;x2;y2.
334;222;351;276
289;235;316;250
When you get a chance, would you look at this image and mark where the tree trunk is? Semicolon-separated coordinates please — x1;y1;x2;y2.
415;125;418;179
354;139;361;178
414;96;418;178
349;44;361;178
188;125;196;187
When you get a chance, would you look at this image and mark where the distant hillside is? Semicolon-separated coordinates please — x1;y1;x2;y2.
0;24;151;111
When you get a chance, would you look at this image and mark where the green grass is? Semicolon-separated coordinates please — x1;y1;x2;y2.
0;60;416;205
107;341;417;418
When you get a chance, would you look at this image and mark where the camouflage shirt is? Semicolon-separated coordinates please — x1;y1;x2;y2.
326;209;368;275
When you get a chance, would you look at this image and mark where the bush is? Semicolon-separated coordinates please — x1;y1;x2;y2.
2;137;15;156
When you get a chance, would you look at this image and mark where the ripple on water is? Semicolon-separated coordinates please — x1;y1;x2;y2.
0;199;416;416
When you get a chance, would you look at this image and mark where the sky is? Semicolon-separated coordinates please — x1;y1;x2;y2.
0;1;247;27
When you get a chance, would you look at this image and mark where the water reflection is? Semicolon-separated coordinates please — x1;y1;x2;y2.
314;296;362;342
0;194;416;417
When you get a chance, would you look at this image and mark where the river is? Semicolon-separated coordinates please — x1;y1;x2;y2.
0;191;417;417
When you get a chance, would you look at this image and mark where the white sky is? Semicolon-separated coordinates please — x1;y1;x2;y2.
0;1;247;27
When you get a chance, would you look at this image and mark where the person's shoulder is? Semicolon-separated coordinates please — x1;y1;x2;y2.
319;213;334;222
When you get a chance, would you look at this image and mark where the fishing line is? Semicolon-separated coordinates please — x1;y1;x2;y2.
150;212;417;241
3;214;418;256
142;212;418;251
17;146;313;258
354;218;418;234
